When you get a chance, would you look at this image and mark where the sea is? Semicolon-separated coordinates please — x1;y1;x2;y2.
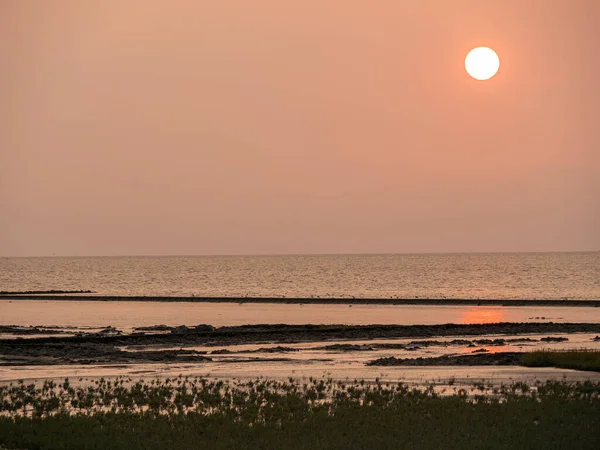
2;252;600;383
1;252;599;300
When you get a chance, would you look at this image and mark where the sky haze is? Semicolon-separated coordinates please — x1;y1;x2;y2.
1;1;599;256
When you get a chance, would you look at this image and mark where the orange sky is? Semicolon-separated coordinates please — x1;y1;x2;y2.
1;1;598;256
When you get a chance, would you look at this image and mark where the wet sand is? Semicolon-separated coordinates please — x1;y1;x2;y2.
2;322;599;368
3;361;600;389
2;324;600;389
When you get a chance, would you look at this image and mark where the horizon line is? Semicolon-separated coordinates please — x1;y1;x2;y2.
2;250;599;258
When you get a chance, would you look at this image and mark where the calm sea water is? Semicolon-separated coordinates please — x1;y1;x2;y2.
1;252;599;300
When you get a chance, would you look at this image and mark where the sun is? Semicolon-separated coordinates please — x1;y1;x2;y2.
465;47;500;81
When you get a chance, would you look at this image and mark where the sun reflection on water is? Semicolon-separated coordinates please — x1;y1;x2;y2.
461;307;505;324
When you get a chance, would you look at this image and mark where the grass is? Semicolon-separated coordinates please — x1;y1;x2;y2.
523;349;600;372
1;376;600;449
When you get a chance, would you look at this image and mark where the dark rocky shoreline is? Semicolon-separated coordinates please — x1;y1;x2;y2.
2;322;598;348
0;290;94;295
2;294;600;306
367;352;525;366
0;342;212;366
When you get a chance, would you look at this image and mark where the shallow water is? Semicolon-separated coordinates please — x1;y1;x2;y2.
1;300;599;332
0;300;600;384
2;252;599;299
3;361;600;387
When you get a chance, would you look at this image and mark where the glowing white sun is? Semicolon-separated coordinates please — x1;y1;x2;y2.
465;47;500;81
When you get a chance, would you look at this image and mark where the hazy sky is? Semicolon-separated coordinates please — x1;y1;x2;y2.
1;1;599;256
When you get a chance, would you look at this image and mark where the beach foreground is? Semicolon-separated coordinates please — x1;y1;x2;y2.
2;301;600;448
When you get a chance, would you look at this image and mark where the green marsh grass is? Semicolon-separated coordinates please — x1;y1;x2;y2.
1;376;600;449
523;349;600;372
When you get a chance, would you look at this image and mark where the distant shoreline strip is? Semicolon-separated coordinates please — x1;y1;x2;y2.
1;295;599;307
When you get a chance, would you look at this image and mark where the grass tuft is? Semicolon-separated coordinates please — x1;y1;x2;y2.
523;349;600;372
1;377;600;449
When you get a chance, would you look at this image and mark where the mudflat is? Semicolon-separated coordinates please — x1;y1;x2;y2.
2;322;600;367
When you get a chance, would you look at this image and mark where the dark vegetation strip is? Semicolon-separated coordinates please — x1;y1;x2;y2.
0;290;94;295
1;377;599;449
1;294;600;306
368;350;600;372
523;350;600;372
